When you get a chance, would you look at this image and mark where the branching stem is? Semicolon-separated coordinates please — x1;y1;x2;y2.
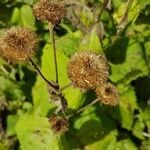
60;83;72;91
68;98;100;118
28;58;56;88
97;0;109;22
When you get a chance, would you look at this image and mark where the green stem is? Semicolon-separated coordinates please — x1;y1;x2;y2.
49;24;59;84
68;98;100;118
28;58;56;88
60;83;72;91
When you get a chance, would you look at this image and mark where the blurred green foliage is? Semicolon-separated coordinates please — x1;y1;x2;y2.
0;0;150;150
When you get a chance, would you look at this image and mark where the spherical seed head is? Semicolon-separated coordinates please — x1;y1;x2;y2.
96;83;119;106
0;27;38;62
67;51;109;89
33;0;66;25
49;115;69;134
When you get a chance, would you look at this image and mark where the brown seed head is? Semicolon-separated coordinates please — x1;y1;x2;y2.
67;51;109;89
0;27;38;62
96;83;119;106
49;115;69;134
33;0;66;25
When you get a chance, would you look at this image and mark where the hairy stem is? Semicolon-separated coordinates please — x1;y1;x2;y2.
68;98;100;118
60;83;72;91
49;25;59;84
28;58;56;88
96;0;109;22
117;0;134;34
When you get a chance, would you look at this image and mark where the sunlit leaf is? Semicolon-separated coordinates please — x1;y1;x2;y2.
110;39;149;84
16;114;69;150
116;139;137;150
85;130;118;150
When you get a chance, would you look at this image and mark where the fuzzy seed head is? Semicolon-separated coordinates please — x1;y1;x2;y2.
33;0;66;25
96;83;119;106
67;51;109;89
0;27;38;62
49;115;69;134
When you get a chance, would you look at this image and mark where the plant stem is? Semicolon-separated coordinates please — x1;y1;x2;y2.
28;58;56;88
68;98;100;118
117;0;134;34
97;0;109;22
60;83;72;91
49;25;59;84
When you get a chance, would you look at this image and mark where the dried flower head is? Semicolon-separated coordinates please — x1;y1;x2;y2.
67;51;109;89
96;83;119;106
0;27;38;62
33;0;66;25
49;115;69;134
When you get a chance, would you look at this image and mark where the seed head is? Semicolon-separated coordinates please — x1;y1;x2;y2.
0;27;38;62
33;0;66;25
49;115;69;134
96;83;119;106
67;51;109;90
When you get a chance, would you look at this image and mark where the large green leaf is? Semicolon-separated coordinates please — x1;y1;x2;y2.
116;139;137;150
110;39;149;84
85;130;118;150
16;114;69;150
74;106;116;145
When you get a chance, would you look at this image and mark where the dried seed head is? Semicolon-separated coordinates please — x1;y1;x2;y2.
49;115;69;134
33;0;66;25
0;27;38;62
67;51;109;89
96;83;119;106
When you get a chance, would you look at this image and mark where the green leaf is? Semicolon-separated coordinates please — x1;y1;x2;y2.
6;115;18;136
132;114;145;140
23;0;35;5
74;106;116;145
142;106;150;128
79;24;102;53
0;76;24;101
110;39;149;84
16;114;69;150
116;139;137;150
113;0;140;24
20;5;36;30
118;85;138;130
139;0;150;9
10;7;20;25
140;140;150;150
85;130;118;150
32;44;86;116
57;32;80;57
0;143;7;150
